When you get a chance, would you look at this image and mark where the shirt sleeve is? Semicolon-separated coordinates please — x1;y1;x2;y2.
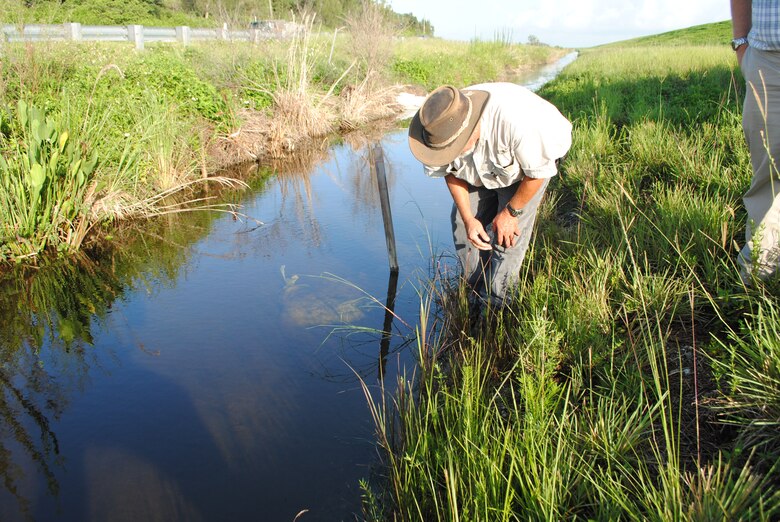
490;89;571;179
423;164;449;178
513;117;572;179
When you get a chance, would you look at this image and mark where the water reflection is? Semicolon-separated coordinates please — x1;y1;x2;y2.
0;213;223;520
518;51;579;92
379;269;400;381
0;128;435;520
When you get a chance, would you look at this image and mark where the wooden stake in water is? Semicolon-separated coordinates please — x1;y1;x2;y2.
372;144;398;272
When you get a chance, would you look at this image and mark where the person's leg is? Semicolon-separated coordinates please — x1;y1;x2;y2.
484;178;550;306
740;47;780;279
451;185;498;299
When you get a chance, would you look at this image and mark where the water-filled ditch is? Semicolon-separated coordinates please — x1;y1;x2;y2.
0;52;576;522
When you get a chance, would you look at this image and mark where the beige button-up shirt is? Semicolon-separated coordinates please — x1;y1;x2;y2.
424;82;572;189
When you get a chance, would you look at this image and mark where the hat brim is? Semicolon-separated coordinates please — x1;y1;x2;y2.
408;89;490;168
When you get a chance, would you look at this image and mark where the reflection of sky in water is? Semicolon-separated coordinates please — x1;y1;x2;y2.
0;56;576;521
520;51;579;92
0;130;456;522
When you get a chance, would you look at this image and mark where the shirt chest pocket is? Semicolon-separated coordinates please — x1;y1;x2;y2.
491;149;521;179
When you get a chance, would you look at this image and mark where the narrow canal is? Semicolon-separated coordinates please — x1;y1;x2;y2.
0;53;576;522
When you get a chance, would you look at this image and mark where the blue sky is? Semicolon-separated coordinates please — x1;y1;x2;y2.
386;0;732;48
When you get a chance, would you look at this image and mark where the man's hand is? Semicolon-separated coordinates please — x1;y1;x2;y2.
492;208;520;248
464;217;493;250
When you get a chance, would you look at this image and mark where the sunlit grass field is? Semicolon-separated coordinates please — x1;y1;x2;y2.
361;35;780;521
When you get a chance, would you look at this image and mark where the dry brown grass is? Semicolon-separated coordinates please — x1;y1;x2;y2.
90;176;247;223
345;0;396;79
213;80;401;163
209;6;403;163
267;90;336;156
335;73;402;131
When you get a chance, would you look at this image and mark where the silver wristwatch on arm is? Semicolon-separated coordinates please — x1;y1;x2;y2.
506;202;524;217
731;36;748;51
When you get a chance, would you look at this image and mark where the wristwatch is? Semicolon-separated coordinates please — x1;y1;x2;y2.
506;202;524;217
731;36;748;51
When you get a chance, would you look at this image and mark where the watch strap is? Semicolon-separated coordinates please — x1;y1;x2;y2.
506;202;524;217
731;36;748;51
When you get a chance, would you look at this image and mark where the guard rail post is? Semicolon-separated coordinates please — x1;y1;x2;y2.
128;24;144;50
64;22;82;41
176;25;190;46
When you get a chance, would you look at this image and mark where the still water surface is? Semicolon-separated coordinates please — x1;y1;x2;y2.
0;132;453;522
0;56;575;521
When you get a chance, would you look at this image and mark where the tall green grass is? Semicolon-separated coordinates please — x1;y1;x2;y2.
390;37;565;90
0;43;251;259
362;37;780;521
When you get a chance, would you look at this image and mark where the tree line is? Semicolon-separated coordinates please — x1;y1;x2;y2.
2;0;433;36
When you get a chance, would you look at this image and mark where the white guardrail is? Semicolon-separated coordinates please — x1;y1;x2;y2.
0;21;299;49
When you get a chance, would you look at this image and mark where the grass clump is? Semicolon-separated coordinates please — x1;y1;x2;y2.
710;296;780;464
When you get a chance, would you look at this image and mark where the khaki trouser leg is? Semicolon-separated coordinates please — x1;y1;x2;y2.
740;46;780;278
452;179;549;306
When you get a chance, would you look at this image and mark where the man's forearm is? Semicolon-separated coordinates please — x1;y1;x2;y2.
445;174;475;222
731;0;752;38
506;177;546;214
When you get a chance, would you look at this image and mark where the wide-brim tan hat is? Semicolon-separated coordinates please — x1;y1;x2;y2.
408;85;490;167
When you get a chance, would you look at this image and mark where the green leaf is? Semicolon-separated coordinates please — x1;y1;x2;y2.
84;152;98;175
31;119;41;143
40;121;52;142
17;99;28;127
49;150;60;172
69;159;83;179
30;163;46;194
45;118;57;141
58;130;69;151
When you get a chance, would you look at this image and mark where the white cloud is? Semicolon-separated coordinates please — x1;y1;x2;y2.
387;0;730;47
515;0;730;46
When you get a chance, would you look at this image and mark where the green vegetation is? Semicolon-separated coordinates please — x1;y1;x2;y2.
391;37;563;90
361;24;780;520
602;20;732;47
0;5;562;263
0;100;98;259
0;0;433;35
0;41;250;260
1;9;777;518
0;0;209;27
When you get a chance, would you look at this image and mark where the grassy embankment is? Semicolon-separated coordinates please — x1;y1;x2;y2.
0;9;563;263
361;21;780;520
